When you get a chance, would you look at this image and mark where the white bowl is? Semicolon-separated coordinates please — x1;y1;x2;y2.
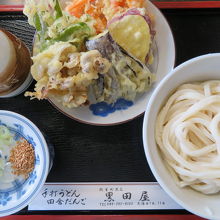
143;53;220;220
48;0;175;126
0;110;50;217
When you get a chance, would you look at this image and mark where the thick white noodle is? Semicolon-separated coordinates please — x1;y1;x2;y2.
155;81;220;194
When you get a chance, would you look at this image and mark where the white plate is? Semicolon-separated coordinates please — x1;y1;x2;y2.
47;1;175;125
0;111;49;217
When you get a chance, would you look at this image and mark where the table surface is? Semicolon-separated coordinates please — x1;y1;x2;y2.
1;8;220;216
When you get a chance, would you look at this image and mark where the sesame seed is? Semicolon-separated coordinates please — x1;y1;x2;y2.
9;138;35;179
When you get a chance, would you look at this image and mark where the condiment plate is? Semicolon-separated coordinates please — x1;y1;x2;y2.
0;110;50;217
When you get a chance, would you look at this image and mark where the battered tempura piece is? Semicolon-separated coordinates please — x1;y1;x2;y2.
25;42;111;108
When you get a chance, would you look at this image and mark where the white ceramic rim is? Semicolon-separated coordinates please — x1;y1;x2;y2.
0;110;49;217
142;53;220;220
48;1;176;126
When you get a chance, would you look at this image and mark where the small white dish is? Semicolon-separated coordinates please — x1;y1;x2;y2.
48;0;175;126
0;110;50;217
0;29;32;98
143;53;220;220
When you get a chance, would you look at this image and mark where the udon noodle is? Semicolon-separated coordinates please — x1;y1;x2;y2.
155;80;220;194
